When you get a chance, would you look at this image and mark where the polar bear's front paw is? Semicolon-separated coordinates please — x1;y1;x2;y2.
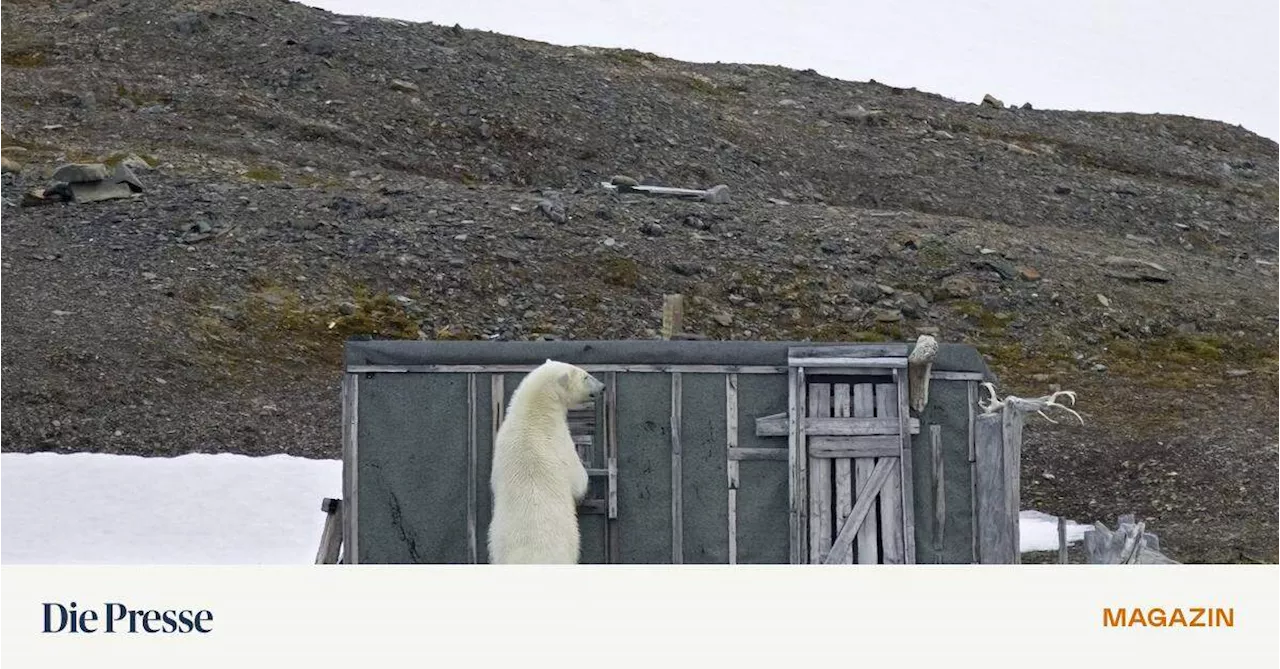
571;466;589;503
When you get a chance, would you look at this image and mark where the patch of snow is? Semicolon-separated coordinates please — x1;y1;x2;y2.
1;452;340;564
1019;509;1093;553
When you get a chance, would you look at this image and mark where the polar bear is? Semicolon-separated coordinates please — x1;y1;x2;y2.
488;359;606;564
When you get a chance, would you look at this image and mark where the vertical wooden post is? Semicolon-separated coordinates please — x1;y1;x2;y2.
788;366;808;564
340;372;359;565
967;382;978;564
670;371;684;564
974;413;1014;563
1057;517;1068;564
315;498;344;565
605;371;620;564
807;383;833;564
490;374;505;566
467;373;478;564
1001;404;1025;564
931;424;945;563
864;384;888;564
892;368;917;563
726;374;739;565
661;294;684;340
832;384;854;564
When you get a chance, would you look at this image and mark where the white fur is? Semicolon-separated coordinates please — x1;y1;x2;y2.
488;359;605;564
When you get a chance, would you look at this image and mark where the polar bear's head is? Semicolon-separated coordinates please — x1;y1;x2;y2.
530;359;606;407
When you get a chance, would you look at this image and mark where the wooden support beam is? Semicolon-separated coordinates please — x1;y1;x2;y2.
788;367;807;564
788;356;908;368
670;371;684;564
832;384;854;564
788;345;911;359
726;374;739;565
315;498;344;565
807;436;900;459
1058;517;1068;564
824;458;895;565
661;294;684;340
931;424;944;563
974;413;1014;563
340;373;359;565
756;414;920;437
808;383;833;564
467;373;478;564
727;447;789;461
606;372;620;560
893;369;917;563
858;384;883;565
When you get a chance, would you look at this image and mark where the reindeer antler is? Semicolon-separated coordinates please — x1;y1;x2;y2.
979;383;1084;425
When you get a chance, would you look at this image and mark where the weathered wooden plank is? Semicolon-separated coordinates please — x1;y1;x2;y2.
346;364;789;375
808;436;900;458
662;294;684;340
868;384;893;565
727;448;789;461
567;418;598;433
606;372;620;560
788;365;798;565
1058;517;1068;564
756;414;919;438
787;344;910;359
824;458;895;565
726;374;739;565
788;366;900;377
340;373;359;564
789;356;908;369
806;418;920;436
931;371;987;381
670;371;684;564
832;384;853;564
467;373;479;564
974;413;1013;563
892;369;917;563
347;363;979;379
490;374;505;564
931;424;944;563
788;367;808;564
755;412;788;435
1001;405;1025;565
808;383;833;564
849;381;880;565
315;498;343;565
967;381;978;563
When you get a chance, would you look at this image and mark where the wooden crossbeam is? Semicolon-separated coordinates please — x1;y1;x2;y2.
823;458;895;565
787;345;911;359
727;447;789;461
788;356;908;368
808;436;900;458
756;414;919;437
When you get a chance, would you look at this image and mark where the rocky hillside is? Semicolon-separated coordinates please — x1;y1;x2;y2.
2;0;1276;563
